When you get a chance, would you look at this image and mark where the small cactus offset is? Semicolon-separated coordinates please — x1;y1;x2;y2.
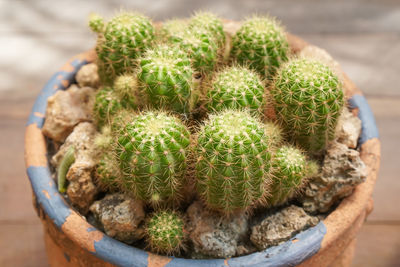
93;12;155;83
206;65;265;114
188;11;225;47
195;110;271;214
138;45;195;113
268;145;308;206
88;13;105;33
146;210;185;254
230;16;289;78
271;58;344;152
116;111;191;207
96;152;122;191
159;19;187;43
93;74;138;128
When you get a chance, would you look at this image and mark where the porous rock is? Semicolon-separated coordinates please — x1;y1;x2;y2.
42;84;95;142
90;193;145;244
52;122;99;214
302;141;367;214
335;108;362;149
76;63;100;88
187;201;248;258
250;205;319;250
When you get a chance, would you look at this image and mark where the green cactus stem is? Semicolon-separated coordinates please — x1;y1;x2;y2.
88;13;105;34
57;146;75;193
116;111;191;207
206;65;265;114
94;12;155;83
195;110;271;214
230;16;289;78
188;11;225;47
146;210;185;254
160;19;187;43
138;45;195;114
268;145;308;206
271;58;344;152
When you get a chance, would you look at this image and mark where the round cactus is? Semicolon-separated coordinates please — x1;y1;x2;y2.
138;45;195;113
94;12;155;83
116;111;191;207
160;19;187;42
178;30;219;74
146;210;185;254
230;16;289;78
206;65;265;114
268;145;308;206
96;152;121;191
189;11;225;47
271;58;344;152
88;13;105;33
195;110;271;214
93;74;138;128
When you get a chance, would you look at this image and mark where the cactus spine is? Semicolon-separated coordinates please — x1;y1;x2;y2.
146;210;185;254
138;45;195;113
195;110;271;214
116;112;191;207
271;58;344;152
206;66;265;114
188;11;225;47
231;16;289;78
93;12;155;83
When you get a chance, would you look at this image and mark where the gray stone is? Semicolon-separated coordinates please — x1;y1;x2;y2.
335;108;362;149
250;205;319;250
42;84;95;142
90;193;145;244
51;122;99;214
76;63;100;88
302;141;367;213
187;201;248;258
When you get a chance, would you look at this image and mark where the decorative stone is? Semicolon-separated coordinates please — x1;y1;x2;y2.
42;85;95;142
90;193;145;244
76;63;100;88
302;141;367;213
187;201;248;258
250;205;319;250
335;108;362;148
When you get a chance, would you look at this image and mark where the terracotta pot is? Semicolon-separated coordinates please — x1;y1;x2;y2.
25;35;380;267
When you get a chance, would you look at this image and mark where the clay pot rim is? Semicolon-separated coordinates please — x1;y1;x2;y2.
24;36;380;266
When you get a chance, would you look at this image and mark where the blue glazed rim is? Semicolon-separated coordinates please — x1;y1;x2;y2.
25;50;379;267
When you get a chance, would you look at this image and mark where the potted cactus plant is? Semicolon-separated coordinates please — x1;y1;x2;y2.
25;10;380;267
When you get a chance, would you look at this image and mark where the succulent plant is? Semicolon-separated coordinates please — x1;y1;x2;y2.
268;145;308;206
271;58;344;152
138;45;195;114
230;16;289;78
146;210;185;254
57;146;75;193
93;74;138;128
206;65;265;114
178;30;220;74
96;152;121;191
116;111;191;207
88;13;105;34
93;12;155;83
188;11;225;47
159;19;187;43
195;110;271;214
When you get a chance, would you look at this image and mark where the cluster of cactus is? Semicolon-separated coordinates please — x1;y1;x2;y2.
86;10;345;255
270;58;344;152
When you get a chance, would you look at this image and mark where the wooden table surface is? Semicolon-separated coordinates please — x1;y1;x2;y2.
1;0;399;266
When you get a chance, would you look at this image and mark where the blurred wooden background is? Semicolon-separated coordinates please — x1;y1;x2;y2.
0;0;399;266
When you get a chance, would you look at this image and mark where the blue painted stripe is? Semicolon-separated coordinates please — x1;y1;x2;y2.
27;59;90;128
27;166;71;228
348;95;379;145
